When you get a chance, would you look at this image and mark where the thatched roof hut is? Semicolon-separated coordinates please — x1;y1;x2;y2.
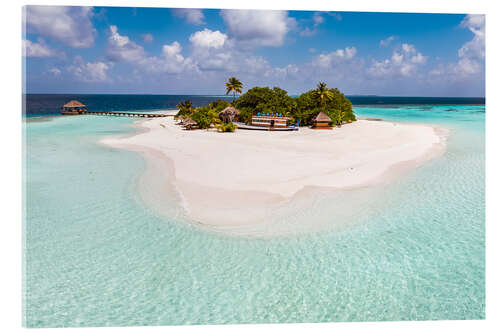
182;118;198;130
61;100;87;115
176;115;186;124
312;111;332;129
63;100;85;108
219;106;241;122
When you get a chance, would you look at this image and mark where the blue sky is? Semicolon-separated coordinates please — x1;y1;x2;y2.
23;6;485;96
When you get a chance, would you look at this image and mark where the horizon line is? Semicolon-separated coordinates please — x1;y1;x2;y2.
22;93;486;99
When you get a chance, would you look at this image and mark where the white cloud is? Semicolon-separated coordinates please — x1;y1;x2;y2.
140;41;195;74
67;56;111;82
380;35;396;47
312;47;357;68
456;14;485;74
171;8;205;25
429;14;485;81
22;39;54;57
142;33;154;43
104;25;194;75
220;9;294;47
107;25;146;62
24;6;96;48
48;67;61;76
368;43;426;78
189;29;227;49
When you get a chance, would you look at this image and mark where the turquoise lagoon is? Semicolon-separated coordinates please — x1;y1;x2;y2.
23;104;485;327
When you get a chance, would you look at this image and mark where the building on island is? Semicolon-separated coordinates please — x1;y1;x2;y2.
219;106;241;123
61;100;87;115
251;113;289;129
312;111;332;129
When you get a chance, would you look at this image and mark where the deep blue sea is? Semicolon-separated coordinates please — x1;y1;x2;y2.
23;94;485;327
23;94;485;117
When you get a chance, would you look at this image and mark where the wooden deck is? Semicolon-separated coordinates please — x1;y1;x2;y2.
79;111;173;118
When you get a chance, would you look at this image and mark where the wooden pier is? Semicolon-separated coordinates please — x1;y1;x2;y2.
81;111;173;118
61;100;174;118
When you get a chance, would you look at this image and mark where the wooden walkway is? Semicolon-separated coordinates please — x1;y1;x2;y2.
81;111;173;118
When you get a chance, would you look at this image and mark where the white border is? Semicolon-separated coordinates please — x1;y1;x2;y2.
3;0;498;332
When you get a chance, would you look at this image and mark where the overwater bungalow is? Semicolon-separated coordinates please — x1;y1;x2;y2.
312;111;332;129
61;100;87;115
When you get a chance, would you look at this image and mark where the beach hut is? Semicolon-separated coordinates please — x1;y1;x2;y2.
61;100;87;115
176;115;186;124
182;118;198;130
219;106;241;123
312;111;332;129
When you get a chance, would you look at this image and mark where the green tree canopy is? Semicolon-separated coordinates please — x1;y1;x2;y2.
233;86;296;123
293;87;355;126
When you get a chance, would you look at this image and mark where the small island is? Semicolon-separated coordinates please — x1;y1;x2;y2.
173;79;357;132
102;78;447;235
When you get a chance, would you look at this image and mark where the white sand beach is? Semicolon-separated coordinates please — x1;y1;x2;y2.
101;117;447;232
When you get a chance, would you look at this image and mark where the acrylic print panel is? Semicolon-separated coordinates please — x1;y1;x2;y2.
23;4;485;328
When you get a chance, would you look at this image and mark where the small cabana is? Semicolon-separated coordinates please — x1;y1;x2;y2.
219;106;241;123
312;111;332;129
182;118;198;130
61;100;87;115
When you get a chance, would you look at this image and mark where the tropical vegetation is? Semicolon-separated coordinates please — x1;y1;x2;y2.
225;77;243;102
174;78;356;132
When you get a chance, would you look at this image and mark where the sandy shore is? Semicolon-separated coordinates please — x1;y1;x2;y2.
101;117;447;234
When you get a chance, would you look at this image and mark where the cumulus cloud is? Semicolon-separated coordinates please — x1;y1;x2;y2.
171;8;205;25
137;41;194;74
105;26;194;75
456;14;485;75
24;6;96;48
23;39;54;57
428;14;485;84
220;9;295;47
67;56;111;82
380;35;396;47
312;47;358;68
107;25;146;62
189;29;227;49
368;43;426;78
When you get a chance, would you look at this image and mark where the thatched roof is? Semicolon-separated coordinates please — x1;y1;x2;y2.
219;106;240;116
63;100;85;107
183;118;197;126
313;111;331;122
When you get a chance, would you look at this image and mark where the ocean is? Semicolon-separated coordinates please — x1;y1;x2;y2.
23;95;485;327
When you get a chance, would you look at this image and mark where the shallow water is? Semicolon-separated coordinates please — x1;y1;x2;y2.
23;105;485;327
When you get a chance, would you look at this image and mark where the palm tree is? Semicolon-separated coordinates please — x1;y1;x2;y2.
312;82;334;106
177;100;193;112
225;77;243;102
175;100;194;120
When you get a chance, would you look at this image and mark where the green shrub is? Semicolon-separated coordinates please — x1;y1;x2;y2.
216;122;237;132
